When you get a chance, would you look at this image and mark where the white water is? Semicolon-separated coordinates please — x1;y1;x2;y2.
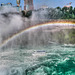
0;6;75;75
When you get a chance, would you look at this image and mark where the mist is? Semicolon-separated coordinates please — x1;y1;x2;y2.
0;6;68;49
0;6;75;75
0;6;23;44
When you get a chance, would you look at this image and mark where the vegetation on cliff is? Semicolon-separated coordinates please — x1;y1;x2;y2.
56;6;75;19
22;6;75;19
52;29;75;44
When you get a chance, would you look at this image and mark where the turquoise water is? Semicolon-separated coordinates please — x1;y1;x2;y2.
26;45;75;75
0;44;75;75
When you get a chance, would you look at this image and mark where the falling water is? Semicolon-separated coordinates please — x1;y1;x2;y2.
0;7;75;75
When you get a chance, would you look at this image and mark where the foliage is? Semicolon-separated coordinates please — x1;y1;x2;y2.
21;6;75;19
61;29;75;44
56;6;75;19
68;29;75;44
21;10;32;18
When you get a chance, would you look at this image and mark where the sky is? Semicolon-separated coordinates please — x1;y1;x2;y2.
0;0;75;10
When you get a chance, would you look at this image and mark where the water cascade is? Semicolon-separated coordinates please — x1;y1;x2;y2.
0;7;75;75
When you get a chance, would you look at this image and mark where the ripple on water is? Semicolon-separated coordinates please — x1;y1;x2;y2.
0;45;75;75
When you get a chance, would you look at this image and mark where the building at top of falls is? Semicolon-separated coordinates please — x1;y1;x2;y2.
1;3;12;7
63;2;72;8
0;0;34;12
64;5;71;8
1;3;22;12
24;0;34;11
62;2;72;12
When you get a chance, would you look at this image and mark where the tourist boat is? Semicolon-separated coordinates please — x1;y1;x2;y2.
32;50;46;57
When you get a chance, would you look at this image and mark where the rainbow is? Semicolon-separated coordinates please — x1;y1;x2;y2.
0;21;75;48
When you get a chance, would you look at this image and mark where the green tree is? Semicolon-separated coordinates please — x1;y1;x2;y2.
62;7;68;13
73;8;75;15
56;7;61;11
21;10;32;18
69;6;73;14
